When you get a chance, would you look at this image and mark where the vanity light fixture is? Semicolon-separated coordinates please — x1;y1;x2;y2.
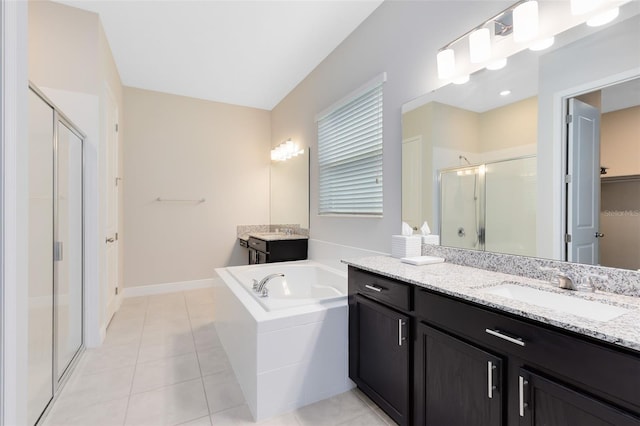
500;90;512;96
271;139;304;162
529;36;555;51
486;58;508;71
513;0;539;43
469;28;491;63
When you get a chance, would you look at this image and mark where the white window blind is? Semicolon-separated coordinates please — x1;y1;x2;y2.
317;79;384;216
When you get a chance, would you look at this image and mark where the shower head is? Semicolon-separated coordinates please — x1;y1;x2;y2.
459;155;472;165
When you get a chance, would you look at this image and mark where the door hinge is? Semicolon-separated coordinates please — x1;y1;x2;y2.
566;114;573;124
565;174;572;184
115;123;119;132
565;234;572;243
115;286;119;295
115;232;119;241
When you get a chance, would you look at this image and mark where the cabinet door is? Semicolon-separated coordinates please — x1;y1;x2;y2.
518;369;640;426
350;295;410;425
414;323;504;426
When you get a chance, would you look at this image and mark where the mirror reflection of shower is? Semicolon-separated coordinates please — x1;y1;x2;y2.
440;156;536;256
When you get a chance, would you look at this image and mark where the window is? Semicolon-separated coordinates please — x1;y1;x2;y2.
317;74;384;216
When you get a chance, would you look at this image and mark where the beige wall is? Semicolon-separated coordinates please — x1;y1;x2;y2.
479;96;537;152
29;0;124;345
601;105;640;177
123;87;271;287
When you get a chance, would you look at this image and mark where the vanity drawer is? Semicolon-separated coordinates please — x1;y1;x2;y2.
349;267;411;312
415;288;640;411
248;237;268;253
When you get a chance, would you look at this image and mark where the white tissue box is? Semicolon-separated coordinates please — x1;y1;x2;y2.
422;235;440;245
391;235;422;258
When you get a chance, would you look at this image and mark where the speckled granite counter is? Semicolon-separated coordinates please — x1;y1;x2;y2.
245;232;309;241
343;256;640;352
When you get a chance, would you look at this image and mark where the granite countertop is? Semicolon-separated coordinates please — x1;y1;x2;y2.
343;255;640;352
239;232;309;242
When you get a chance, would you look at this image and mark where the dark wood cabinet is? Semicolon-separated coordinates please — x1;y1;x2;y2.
246;236;307;264
414;323;504;426
347;266;640;426
518;369;640;426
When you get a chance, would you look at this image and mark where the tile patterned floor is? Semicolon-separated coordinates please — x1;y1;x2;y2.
42;288;396;426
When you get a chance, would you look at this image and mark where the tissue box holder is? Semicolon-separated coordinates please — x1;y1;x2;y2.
392;235;422;258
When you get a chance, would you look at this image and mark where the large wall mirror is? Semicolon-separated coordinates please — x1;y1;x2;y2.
270;147;310;230
402;1;640;271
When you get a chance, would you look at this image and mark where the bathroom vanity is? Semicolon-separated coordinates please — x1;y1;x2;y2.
346;257;640;426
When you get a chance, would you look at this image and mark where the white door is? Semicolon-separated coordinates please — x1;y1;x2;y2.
105;86;120;323
402;137;422;231
567;98;601;265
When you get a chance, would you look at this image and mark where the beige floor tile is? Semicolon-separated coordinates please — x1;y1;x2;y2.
43;396;128;426
185;288;216;307
294;391;369;426
55;365;135;412
137;336;196;364
209;405;254;425
260;412;302;426
336;410;387;426
131;352;201;394
124;379;209;426
372;406;398;425
79;342;140;375
193;324;223;351
202;372;246;414
177;415;212;426
197;347;231;377
140;328;194;348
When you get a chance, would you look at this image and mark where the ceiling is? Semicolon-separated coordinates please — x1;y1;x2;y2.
54;0;384;110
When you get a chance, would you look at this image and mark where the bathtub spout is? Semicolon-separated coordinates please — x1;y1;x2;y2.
255;273;285;297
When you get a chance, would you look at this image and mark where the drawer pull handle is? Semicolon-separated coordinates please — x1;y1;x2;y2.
365;284;383;292
487;361;497;399
398;319;406;346
519;375;529;417
485;328;525;347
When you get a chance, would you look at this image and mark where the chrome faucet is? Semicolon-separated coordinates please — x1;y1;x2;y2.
555;272;578;290
254;273;285;297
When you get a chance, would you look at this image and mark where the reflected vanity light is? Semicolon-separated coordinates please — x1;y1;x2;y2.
486;58;508;71
271;139;304;162
529;36;555;51
570;0;606;15
513;1;539;42
453;75;470;85
500;90;512;96
587;7;620;26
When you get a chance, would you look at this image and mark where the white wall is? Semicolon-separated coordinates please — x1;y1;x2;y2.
1;1;29;424
271;1;511;253
123;87;271;288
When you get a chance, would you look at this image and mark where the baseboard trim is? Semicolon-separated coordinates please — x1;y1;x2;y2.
123;278;219;298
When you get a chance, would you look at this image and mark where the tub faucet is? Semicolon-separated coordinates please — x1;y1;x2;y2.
255;273;285;297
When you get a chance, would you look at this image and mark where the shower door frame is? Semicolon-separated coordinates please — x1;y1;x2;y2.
28;84;86;424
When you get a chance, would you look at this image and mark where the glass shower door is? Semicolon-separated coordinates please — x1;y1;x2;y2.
55;121;83;380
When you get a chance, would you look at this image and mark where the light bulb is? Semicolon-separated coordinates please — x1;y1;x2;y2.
453;75;470;85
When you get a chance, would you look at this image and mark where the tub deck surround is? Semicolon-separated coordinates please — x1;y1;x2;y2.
214;260;353;422
342;256;640;352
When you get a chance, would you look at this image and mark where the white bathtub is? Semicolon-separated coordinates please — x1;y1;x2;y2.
227;262;347;311
214;260;353;422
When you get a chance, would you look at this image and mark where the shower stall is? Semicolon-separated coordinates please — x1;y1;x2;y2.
440;156;537;256
27;85;85;425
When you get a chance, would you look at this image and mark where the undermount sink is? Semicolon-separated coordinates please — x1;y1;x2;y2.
484;283;630;322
